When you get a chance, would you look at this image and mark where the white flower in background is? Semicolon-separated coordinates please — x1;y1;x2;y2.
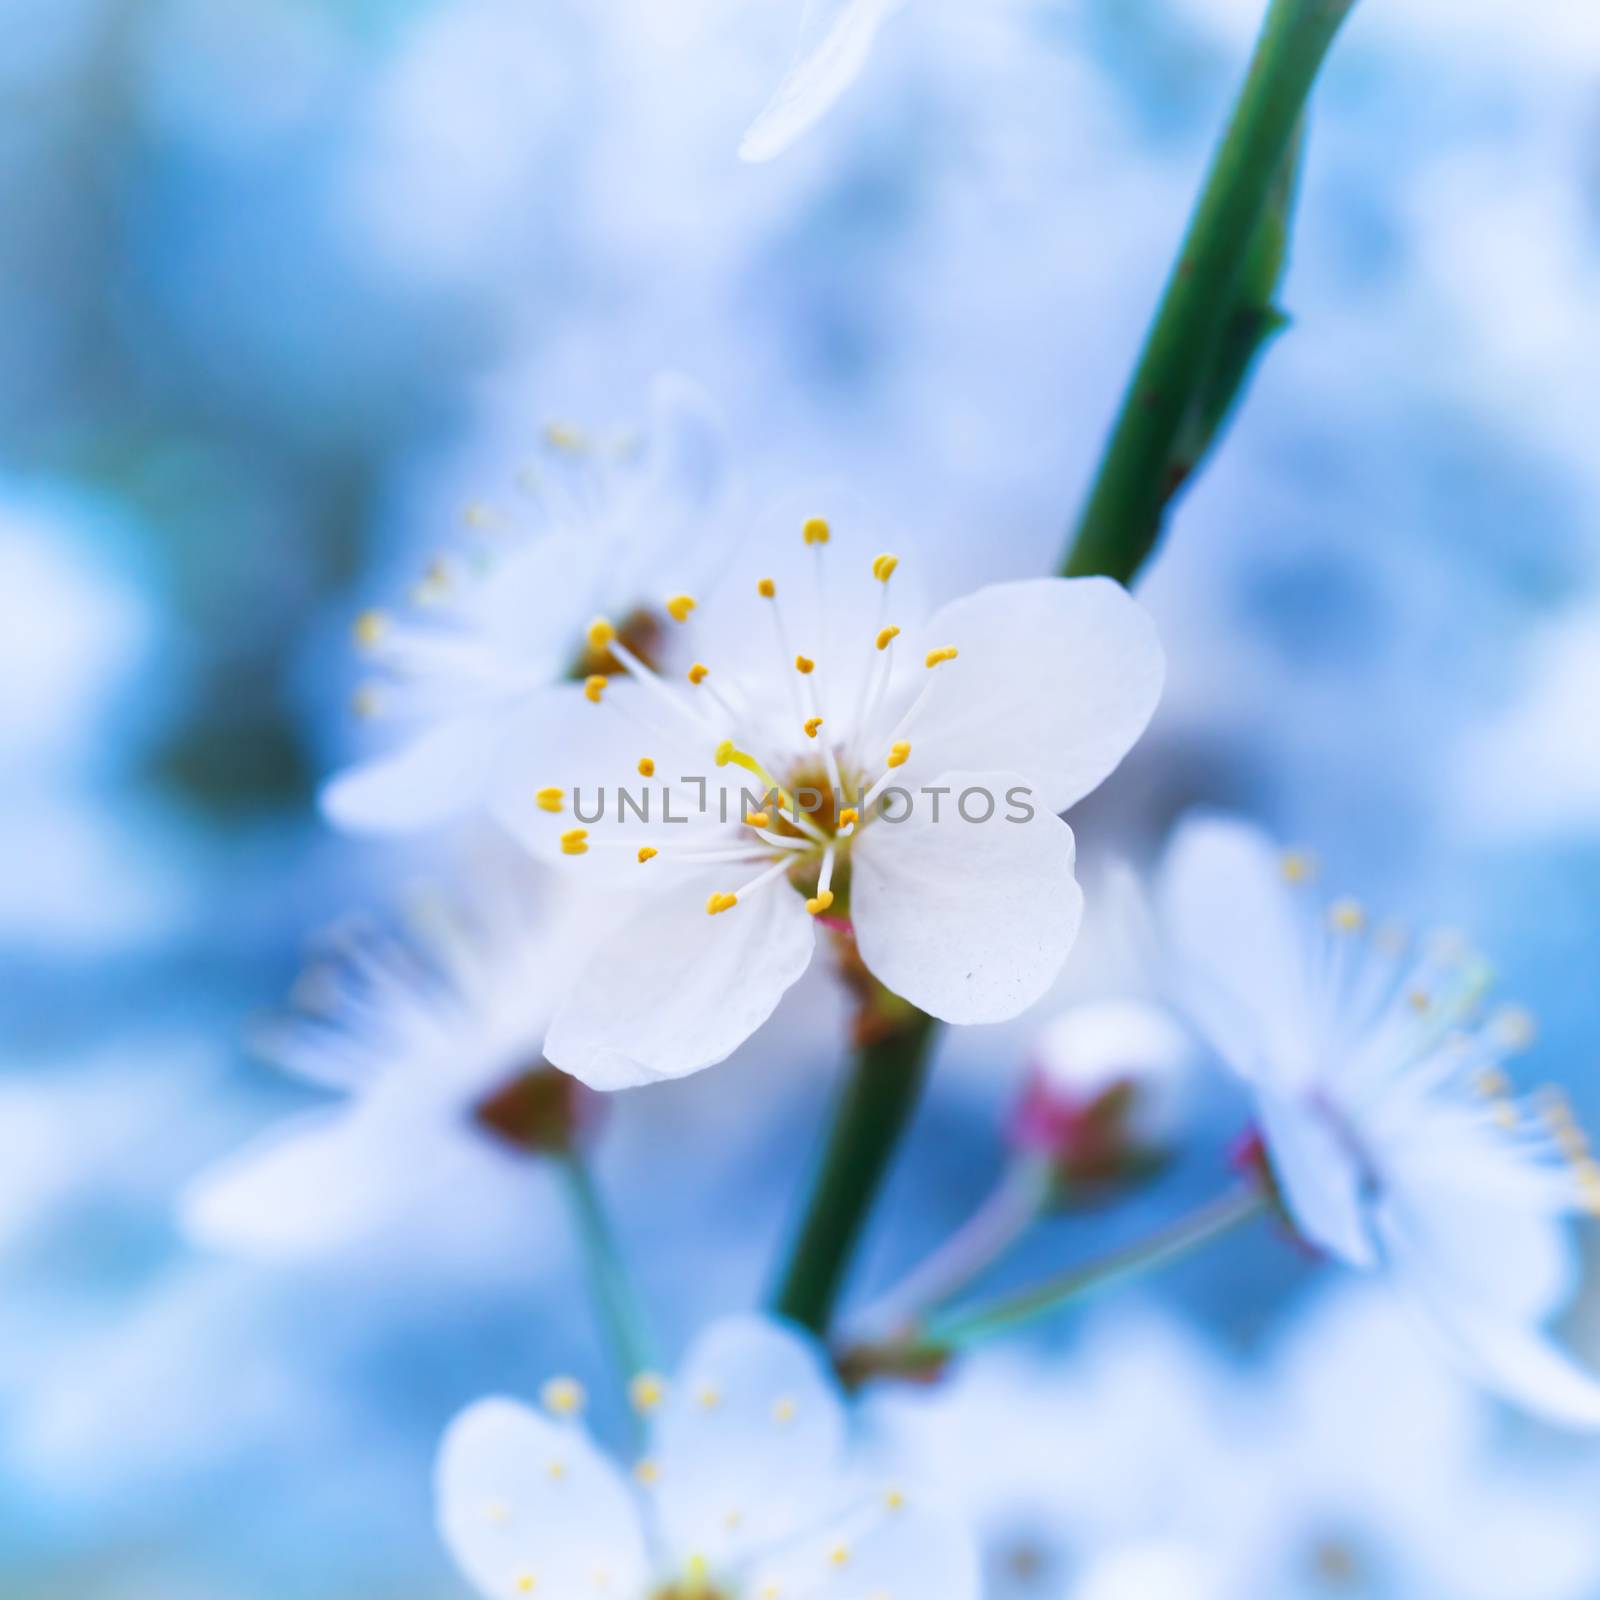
1157;812;1600;1425
322;374;727;835
739;0;906;162
514;505;1163;1088
437;1314;978;1600
181;864;585;1259
1071;1544;1226;1600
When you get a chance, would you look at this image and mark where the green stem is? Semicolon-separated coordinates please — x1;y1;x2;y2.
556;1150;657;1384
1062;0;1355;584
886;1186;1265;1367
772;1008;939;1336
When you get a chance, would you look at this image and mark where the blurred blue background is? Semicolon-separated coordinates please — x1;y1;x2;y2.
5;0;1600;1594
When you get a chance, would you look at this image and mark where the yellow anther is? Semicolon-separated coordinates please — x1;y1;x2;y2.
587;617;617;651
706;892;738;916
629;1373;666;1413
547;1460;567;1480
803;716;824;738
688;663;710;685
795;654;815;675
872;553;899;582
886;741;911;769
637;846;658;864
665;594;696;623
1280;850;1316;884
516;1576;536;1594
352;686;381;720
696;1384;723;1410
353;609;389;649
829;1545;850;1568
544;422;587;452
745;811;771;829
875;625;901;651
584;674;607;704
771;1396;797;1424
714;740;735;767
883;1488;905;1512
1474;1067;1512;1098
535;786;565;814
412;559;451;605
634;1457;661;1486
462;501;499;529
485;1499;511;1526
802;517;831;546
1328;897;1365;933
541;1377;586;1417
1491;1006;1537;1052
838;807;859;829
759;1587;782;1600
560;828;589;856
805;890;834;916
1407;989;1431;1014
758;577;777;598
723;1510;743;1531
637;756;656;777
924;646;959;668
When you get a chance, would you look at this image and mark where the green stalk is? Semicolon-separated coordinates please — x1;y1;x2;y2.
556;1150;657;1383
772;1007;938;1335
1062;0;1355;584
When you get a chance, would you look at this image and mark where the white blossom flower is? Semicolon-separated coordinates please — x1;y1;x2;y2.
322;374;727;836
1157;812;1600;1425
181;865;585;1259
436;1313;978;1600
513;505;1163;1088
739;0;907;163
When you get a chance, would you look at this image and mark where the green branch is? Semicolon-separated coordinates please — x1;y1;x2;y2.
1062;0;1355;584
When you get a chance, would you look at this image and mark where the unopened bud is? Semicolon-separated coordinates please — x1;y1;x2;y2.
1010;1000;1192;1192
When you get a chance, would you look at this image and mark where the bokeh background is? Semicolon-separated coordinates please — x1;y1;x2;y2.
5;0;1600;1594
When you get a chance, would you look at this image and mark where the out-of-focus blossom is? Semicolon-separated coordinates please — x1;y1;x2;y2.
182;861;588;1260
1011;998;1195;1191
1158;812;1600;1425
517;505;1162;1086
740;0;906;163
322;375;726;835
437;1314;978;1600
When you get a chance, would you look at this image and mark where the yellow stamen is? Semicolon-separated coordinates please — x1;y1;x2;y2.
544;422;587;452
829;1545;850;1568
586;616;616;651
583;674;607;704
541;1377;586;1416
637;756;655;777
745;811;771;829
637;846;658;864
802;517;831;546
714;741;789;804
1491;1005;1537;1051
688;663;710;685
757;577;777;599
696;1385;722;1409
803;716;823;738
883;1488;905;1512
886;741;911;769
706;892;738;916
634;1458;661;1486
794;654;815;675
547;1460;567;1480
629;1373;666;1413
516;1576;536;1593
412;559;451;605
1280;849;1316;884
665;594;696;623
872;553;899;582
560;828;589;856
924;645;959;668
771;1396;797;1424
352;685;381;719
875;625;900;651
805;890;834;916
353;609;389;649
535;786;565;813
1328;897;1365;933
838;807;859;828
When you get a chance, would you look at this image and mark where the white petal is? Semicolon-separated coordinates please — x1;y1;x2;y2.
322;707;523;834
907;577;1164;816
850;770;1083;1025
653;1315;848;1569
436;1398;650;1599
1157;812;1320;1089
1254;1088;1375;1267
543;876;816;1088
748;1485;980;1600
738;0;905;163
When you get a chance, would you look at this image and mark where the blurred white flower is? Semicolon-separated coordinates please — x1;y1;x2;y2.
514;504;1162;1087
437;1314;977;1600
1158;812;1600;1425
182;862;588;1260
739;0;906;163
322;374;727;836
